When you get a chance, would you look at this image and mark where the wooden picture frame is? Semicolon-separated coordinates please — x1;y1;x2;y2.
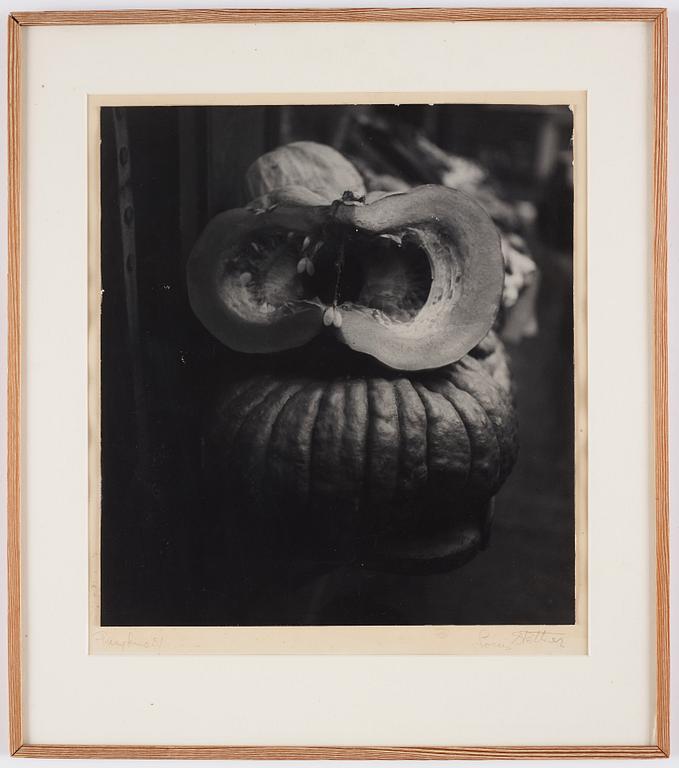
6;7;668;759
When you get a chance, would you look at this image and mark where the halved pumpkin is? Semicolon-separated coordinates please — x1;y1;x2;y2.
188;153;504;371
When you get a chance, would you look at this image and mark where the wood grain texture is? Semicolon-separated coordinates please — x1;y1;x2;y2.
7;12;22;759
652;7;670;759
9;6;667;25
5;7;670;760
13;745;671;760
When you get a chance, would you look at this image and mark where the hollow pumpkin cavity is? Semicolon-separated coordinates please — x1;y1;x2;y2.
331;227;435;322
215;221;436;324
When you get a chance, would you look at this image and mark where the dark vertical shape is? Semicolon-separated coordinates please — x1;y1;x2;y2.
100;107;141;624
263;105;283;151
332;106;360;151
102;106;209;625
178;107;208;263
112;107;148;460
422;104;438;140
124;106;197;623
206;106;268;215
278;105;294;146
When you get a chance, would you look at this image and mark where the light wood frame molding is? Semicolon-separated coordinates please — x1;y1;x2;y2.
6;7;669;760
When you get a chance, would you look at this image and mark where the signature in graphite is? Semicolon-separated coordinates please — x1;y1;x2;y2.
511;629;565;648
478;629;566;650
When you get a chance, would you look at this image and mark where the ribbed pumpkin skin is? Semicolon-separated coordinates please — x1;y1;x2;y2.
205;333;517;556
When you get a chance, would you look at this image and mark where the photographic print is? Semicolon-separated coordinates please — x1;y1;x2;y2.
92;100;581;648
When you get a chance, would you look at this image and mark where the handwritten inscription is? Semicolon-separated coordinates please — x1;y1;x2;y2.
96;631;164;652
478;630;512;651
511;629;565;648
478;629;566;652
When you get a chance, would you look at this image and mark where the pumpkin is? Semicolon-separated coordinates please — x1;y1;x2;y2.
246;141;366;203
191;142;519;570
187;146;504;371
204;331;518;564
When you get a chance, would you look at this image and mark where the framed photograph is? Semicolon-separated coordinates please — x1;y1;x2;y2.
7;7;669;759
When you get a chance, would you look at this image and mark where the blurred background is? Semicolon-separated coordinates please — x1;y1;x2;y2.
100;104;575;626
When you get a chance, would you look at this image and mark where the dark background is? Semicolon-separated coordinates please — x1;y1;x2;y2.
100;104;574;626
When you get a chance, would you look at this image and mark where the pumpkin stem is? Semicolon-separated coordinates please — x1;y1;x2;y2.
333;239;345;307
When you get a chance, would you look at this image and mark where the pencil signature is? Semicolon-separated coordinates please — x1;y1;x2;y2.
478;629;566;651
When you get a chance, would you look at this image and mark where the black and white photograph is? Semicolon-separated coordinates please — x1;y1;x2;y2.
97;102;576;631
